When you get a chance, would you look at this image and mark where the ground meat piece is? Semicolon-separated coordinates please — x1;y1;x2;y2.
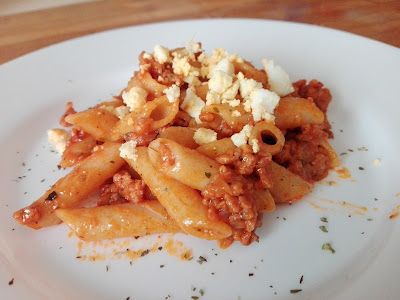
201;165;260;248
199;112;234;138
98;183;128;206
255;156;273;189
59;102;76;127
60;128;96;168
274;125;332;183
113;170;146;203
173;110;192;127
291;80;333;137
291;79;331;112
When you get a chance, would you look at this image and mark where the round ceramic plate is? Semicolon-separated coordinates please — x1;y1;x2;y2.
0;19;399;300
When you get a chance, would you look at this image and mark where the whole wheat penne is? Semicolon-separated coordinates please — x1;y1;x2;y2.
266;161;313;203
125;147;232;240
13;142;125;229
274;96;324;129
148;138;220;191
55;201;181;241
65;108;119;142
158;127;198;149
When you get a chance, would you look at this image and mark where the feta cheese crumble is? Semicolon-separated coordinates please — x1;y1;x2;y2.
193;128;218;145
250;138;260;153
262;59;294;96
153;44;170;64
163;84;180;103
47;129;70;154
180;88;205;123
231;124;253;147
249;88;280;122
119;140;138;161
122;86;148;112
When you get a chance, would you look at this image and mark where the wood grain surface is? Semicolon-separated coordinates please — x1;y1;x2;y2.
0;0;399;65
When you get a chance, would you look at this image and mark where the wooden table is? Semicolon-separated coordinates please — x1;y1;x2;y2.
1;0;399;65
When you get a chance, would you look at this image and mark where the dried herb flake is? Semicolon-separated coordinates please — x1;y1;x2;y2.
290;289;302;294
205;172;211;178
320;217;328;223
319;225;328;233
45;191;57;201
322;243;335;254
197;256;207;264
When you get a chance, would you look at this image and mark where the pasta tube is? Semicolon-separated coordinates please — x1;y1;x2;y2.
148;138;220;191
13;142;125;229
55;201;181;241
125;147;232;240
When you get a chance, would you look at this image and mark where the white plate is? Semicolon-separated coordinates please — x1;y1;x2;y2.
1;19;399;300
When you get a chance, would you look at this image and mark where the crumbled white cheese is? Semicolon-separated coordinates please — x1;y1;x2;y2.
250;138;260;153
122;86;148;112
231;124;253;147
173;56;192;76
249;88;280;122
212;58;235;77
205;93;221;106
180;88;205;123
184;75;201;87
231;110;241;117
114;106;130;119
163;84;180;103
153;44;170;64
47;129;70;154
222;98;241;107
221;79;240;101
193;128;217;145
140;63;150;73
100;105;130;119
208;70;233;94
119;140;138;161
197;52;207;63
185;40;202;54
262;59;294;96
143;52;152;60
238;74;263;99
99;105;116;114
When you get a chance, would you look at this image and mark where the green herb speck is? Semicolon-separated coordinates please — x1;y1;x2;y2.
322;243;335;254
319;225;328;233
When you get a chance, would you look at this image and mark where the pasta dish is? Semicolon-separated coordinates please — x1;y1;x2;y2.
13;42;338;249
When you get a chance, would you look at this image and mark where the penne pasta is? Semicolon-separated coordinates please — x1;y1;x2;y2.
148;138;220;191
274;96;324;129
196;138;236;159
111;95;179;141
158;126;198;149
253;188;276;213
249;121;285;156
65;108;119;142
125;147;232;240
266;161;313;203
13;142;125;229
55;201;181;241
